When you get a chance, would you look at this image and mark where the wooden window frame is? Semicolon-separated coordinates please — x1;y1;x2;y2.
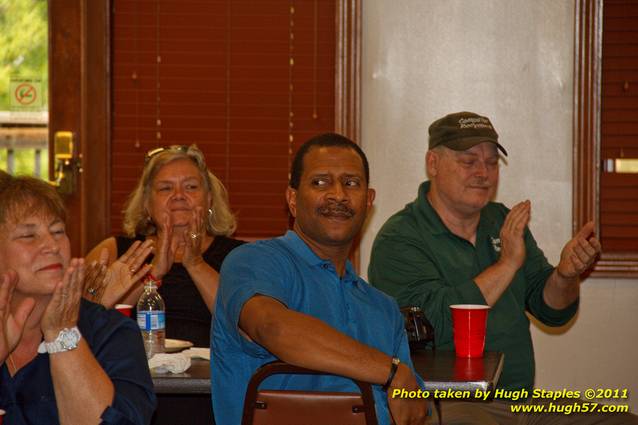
573;0;638;277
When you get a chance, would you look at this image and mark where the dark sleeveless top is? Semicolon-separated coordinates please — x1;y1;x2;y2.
116;235;245;347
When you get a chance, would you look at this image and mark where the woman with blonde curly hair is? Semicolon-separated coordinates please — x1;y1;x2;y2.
86;145;244;347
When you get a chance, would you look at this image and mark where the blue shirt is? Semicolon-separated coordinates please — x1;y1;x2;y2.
211;231;419;425
0;300;156;425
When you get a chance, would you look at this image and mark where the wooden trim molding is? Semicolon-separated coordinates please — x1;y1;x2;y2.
81;0;111;254
335;0;361;144
49;0;83;256
573;0;638;277
336;0;362;271
573;0;601;236
594;253;638;276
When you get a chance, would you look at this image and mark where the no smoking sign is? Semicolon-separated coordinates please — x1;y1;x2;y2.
10;78;43;109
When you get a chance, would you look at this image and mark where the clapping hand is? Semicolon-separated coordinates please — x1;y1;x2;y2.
151;213;177;279
498;200;531;272
181;207;206;270
41;259;84;341
84;248;109;304
88;241;154;309
0;271;35;364
557;221;601;279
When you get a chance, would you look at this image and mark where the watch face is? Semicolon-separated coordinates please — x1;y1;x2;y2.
60;328;80;349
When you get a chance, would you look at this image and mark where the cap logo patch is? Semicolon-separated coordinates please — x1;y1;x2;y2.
458;117;493;130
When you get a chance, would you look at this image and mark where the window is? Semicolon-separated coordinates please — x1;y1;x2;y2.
574;0;638;276
0;0;49;178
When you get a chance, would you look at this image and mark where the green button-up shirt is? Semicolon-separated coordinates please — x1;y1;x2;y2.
369;181;578;392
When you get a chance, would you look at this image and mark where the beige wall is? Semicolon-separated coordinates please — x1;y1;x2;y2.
360;0;638;410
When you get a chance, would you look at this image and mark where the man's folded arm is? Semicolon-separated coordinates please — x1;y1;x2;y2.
239;294;399;384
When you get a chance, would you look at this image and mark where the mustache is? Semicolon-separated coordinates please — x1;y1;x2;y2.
317;202;355;218
468;180;491;188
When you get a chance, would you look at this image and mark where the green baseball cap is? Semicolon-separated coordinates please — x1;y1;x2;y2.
428;111;508;156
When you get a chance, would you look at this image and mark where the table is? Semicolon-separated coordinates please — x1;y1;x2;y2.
152;349;504;425
151;359;213;425
152;358;211;394
149;351;503;424
151;352;504;396
411;350;504;397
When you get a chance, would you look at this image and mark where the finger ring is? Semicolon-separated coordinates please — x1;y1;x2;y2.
189;232;199;240
129;266;137;273
87;287;97;295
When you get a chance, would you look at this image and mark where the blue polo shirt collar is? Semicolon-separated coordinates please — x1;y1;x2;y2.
281;231;365;291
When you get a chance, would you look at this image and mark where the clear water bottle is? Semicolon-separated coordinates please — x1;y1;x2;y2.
137;280;165;359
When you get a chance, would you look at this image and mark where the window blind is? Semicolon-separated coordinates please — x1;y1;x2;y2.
600;0;638;252
111;0;336;237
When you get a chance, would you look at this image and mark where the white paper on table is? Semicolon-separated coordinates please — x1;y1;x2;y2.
148;352;191;374
182;347;210;361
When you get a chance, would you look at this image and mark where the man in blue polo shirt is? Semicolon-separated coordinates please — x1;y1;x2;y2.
211;133;427;425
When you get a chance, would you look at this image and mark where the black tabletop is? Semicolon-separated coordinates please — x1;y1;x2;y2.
411;350;504;396
151;351;504;397
152;358;211;394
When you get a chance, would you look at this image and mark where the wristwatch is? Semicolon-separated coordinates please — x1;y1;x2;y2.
39;327;82;354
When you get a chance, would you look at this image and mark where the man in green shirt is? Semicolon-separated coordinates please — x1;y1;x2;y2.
368;112;638;424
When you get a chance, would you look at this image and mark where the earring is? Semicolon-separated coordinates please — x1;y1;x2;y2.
208;207;215;219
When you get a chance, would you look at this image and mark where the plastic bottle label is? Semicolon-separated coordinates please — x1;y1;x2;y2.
137;311;165;331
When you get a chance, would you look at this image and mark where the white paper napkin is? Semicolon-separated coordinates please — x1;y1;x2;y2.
148;352;191;374
182;347;210;361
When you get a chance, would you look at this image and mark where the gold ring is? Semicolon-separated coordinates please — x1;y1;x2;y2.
189;232;199;240
87;287;97;295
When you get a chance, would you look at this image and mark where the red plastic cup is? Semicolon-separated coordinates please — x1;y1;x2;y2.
0;408;5;424
450;304;490;358
115;304;133;317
